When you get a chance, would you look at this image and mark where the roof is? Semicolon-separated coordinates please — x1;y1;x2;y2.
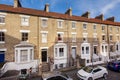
0;4;120;26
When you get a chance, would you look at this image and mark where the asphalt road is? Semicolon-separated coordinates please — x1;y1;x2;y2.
63;68;120;80
1;68;120;80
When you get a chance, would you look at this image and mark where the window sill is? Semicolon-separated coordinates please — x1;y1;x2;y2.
0;23;5;25
0;42;5;44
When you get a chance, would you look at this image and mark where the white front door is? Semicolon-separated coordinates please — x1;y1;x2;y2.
72;47;76;59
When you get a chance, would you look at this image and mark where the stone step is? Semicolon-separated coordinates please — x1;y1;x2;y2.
42;63;50;72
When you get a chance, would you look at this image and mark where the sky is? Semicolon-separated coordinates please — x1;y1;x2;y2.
0;0;120;22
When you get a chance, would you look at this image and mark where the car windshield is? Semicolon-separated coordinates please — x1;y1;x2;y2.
83;67;93;73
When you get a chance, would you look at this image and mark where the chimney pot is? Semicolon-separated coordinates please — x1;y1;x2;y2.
106;16;115;22
44;3;49;12
81;11;90;18
95;14;104;20
65;8;72;16
14;0;21;8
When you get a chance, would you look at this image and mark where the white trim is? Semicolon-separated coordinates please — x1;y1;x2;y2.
0;12;7;15
83;33;88;37
101;24;106;27
57;32;64;34
71;21;76;23
82;22;88;24
0;29;7;32
102;33;106;35
0;48;7;51
40;47;49;49
20;30;30;33
41;17;48;20
19;15;30;18
116;34;119;36
71;46;77;47
0;42;5;44
71;32;77;34
57;19;64;21
40;31;48;33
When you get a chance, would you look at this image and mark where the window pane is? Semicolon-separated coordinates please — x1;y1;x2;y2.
42;19;47;27
83;24;87;29
82;47;84;54
20;50;28;62
0;17;5;23
22;33;28;41
0;32;5;41
72;22;76;28
86;47;89;54
59;48;64;57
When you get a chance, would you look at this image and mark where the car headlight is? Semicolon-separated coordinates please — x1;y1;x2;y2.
77;73;87;78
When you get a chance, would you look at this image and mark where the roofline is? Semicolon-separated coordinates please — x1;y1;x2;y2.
0;4;120;26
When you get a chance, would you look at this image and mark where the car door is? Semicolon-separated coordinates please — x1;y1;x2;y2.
92;68;102;79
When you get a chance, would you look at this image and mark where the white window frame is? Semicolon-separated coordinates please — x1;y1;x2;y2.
93;24;97;31
71;21;76;29
101;25;106;32
41;31;48;43
109;34;113;41
71;32;77;42
57;19;64;28
41;17;48;27
116;26;119;33
20;15;30;26
0;12;7;25
83;23;87;30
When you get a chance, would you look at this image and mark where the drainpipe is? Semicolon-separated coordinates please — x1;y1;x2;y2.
107;24;110;62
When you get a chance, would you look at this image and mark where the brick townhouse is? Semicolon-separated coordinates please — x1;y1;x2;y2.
0;0;120;72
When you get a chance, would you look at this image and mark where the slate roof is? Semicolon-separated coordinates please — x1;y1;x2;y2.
0;4;120;26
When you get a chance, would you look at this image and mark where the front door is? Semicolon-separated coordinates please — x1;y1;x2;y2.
72;47;76;59
41;49;47;62
0;51;5;62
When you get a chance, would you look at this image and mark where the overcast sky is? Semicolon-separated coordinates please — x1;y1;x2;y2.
1;0;120;22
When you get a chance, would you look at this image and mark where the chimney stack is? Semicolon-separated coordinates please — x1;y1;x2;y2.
44;3;49;12
106;16;115;22
65;8;72;16
81;11;90;18
14;0;21;8
95;14;104;20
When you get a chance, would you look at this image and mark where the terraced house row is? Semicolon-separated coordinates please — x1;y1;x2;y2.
0;0;120;72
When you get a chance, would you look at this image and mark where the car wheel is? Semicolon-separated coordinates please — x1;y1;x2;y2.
88;77;93;80
103;73;107;80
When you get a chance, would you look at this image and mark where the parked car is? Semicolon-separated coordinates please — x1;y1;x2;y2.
107;60;120;72
77;66;108;80
42;71;73;80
